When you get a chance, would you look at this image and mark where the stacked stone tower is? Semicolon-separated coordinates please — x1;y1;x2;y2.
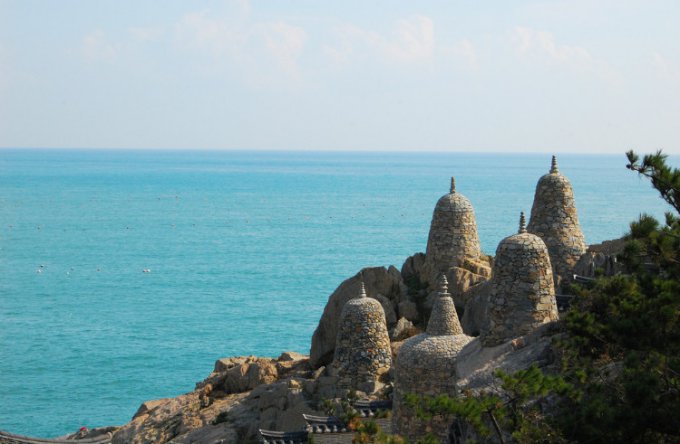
331;282;392;393
528;156;587;288
481;213;559;347
425;177;482;277
393;275;473;441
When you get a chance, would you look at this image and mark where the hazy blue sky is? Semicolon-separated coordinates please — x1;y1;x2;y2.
0;0;678;152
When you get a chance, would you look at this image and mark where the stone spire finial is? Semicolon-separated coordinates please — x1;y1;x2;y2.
437;274;449;296
426;273;463;336
519;211;527;234
450;177;456;194
359;281;367;298
550;155;559;174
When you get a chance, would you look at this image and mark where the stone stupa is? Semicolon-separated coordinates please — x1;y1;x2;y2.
481;212;559;348
393;275;473;441
424;177;483;289
527;156;587;288
330;282;392;393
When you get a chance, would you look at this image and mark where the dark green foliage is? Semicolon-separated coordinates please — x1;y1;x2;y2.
405;365;571;444
553;150;680;443
626;150;680;214
558;277;680;442
351;419;406;444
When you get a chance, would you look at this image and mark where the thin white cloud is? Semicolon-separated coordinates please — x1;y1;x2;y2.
256;21;306;76
326;15;436;65
174;10;306;80
81;30;119;63
514;26;591;64
511;26;622;86
175;11;243;56
389;15;435;62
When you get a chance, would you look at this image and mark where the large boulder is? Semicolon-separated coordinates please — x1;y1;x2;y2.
461;281;492;336
407;254;492;327
309;266;403;368
197;354;310;397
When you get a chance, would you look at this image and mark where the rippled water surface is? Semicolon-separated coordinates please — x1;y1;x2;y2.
0;149;673;437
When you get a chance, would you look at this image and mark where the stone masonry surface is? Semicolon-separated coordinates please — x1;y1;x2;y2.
426;275;464;336
527;156;587;288
393;334;473;441
425;177;481;278
481;213;559;347
331;283;391;393
393;275;473;441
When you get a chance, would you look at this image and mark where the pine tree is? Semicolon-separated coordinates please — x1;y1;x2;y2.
557;150;680;442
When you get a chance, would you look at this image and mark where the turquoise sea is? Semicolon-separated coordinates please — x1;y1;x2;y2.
0;149;674;437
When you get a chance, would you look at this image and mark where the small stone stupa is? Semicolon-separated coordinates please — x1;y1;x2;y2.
527;156;587;288
425;177;482;276
331;282;392;393
393;275;473;441
481;212;559;348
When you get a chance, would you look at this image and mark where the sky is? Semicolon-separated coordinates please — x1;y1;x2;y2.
0;0;678;153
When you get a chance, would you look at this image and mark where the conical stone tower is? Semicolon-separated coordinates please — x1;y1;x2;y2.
393;275;473;441
528;156;587;288
331;282;392;393
481;213;559;348
425;177;481;277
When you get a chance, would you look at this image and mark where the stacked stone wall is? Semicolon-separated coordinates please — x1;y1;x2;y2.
425;178;482;287
481;231;558;347
392;276;472;441
426;281;464;337
392;334;472;441
331;297;391;392
528;158;587;287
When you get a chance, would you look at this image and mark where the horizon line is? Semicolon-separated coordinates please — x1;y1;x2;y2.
0;146;671;156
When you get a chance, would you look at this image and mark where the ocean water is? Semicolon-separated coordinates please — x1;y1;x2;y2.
0;149;674;437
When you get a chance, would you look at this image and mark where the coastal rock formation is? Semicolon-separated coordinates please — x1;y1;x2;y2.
528;156;587;288
424;177;482;286
393;276;473;441
310;266;403;368
110;353;316;444
480;213;559;348
330;282;392;393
